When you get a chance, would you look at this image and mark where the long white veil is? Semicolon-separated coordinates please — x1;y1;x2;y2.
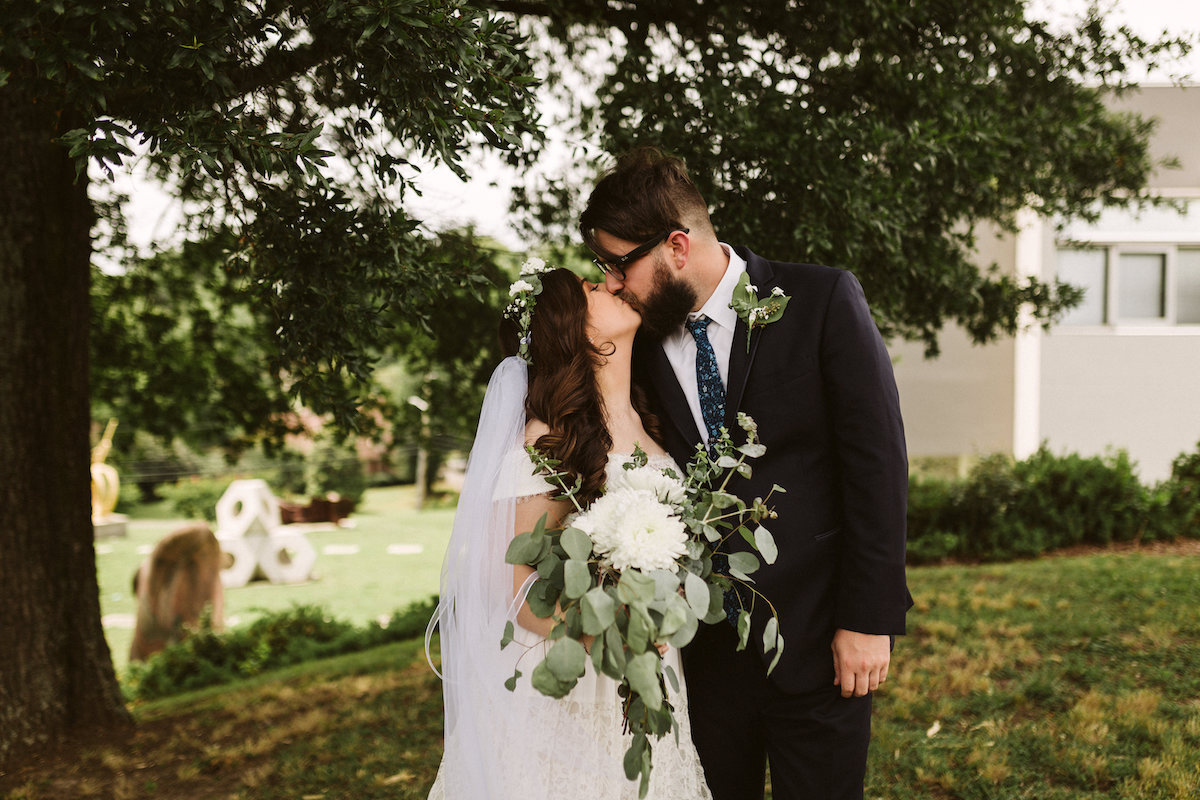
425;356;532;797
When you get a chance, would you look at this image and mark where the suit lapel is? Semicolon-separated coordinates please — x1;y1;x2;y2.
724;250;777;428
636;335;701;446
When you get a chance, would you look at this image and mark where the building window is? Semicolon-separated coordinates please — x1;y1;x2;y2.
1056;245;1200;327
1058;248;1107;325
1179;249;1200;324
1116;253;1166;321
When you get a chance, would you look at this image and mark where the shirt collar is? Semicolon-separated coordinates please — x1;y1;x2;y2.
690;243;745;333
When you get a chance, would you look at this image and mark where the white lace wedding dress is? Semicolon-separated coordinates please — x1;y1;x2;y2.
426;452;712;800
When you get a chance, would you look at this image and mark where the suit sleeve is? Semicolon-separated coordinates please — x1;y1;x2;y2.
819;270;911;635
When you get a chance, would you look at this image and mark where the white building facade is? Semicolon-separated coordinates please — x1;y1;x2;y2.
891;85;1200;482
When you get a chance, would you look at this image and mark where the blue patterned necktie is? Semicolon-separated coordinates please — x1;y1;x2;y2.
686;315;725;446
686;315;742;626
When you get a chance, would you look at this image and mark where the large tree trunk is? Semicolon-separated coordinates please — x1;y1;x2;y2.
0;82;132;767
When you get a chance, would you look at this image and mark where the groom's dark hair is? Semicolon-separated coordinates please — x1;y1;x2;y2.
580;147;713;253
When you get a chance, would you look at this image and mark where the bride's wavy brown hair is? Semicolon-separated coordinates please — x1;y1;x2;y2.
499;268;662;506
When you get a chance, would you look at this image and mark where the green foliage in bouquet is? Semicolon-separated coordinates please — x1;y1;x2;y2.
503;412;784;797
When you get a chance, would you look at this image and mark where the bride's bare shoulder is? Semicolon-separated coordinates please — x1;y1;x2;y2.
524;418;550;446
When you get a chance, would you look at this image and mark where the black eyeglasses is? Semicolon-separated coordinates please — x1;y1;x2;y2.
591;228;689;281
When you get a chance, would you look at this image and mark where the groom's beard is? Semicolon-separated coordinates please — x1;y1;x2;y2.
623;255;698;341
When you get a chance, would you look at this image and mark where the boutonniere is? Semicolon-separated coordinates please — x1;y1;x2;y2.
729;273;790;352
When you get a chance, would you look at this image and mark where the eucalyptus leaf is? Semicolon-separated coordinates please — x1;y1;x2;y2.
727;551;760;580
526;579;558;618
623;733;646;780
603;625;627;676
651;569;678;600
589;628;605;672
627;605;653;653
768;630;785;674
560;526;593;562
763;616;779;655
563;558;591;599
736;610;752;651
581;586;616;635
657;593;691;638
537;551;562;580
504;531;539;565
737;442;766;458
664;664;680;694
716;455;739;469
500;620;514;649
683;570;709;618
666;611;698;649
754;526;778;564
544;636;587;682
703;585;727;624
530;659;573;698
710;490;738;509
504;668;521;692
625;651;664;711
618;571;656;605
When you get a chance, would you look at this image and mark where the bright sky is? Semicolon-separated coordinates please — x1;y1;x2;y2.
117;0;1200;254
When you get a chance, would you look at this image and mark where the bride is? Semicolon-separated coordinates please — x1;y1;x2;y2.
425;266;712;799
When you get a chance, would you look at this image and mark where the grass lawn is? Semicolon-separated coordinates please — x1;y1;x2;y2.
97;485;454;672
8;545;1198;799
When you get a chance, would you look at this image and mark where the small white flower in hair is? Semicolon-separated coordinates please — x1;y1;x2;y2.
520;257;548;275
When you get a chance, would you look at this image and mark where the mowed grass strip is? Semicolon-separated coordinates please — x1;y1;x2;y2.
5;549;1199;799
2;641;446;800
872;549;1200;800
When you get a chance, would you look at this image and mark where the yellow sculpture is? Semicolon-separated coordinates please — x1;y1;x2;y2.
91;419;121;521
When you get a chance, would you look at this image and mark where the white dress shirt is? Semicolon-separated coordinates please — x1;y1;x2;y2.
661;244;747;443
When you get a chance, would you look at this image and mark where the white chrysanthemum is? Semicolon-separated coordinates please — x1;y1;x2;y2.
520;257;547;275
573;488;687;572
606;465;685;506
509;279;534;295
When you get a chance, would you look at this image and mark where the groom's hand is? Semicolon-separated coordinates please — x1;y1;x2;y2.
832;629;891;698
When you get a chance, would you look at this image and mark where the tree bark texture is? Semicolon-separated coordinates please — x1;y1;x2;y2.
0;81;131;768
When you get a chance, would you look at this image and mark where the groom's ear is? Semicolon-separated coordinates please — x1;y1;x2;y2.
666;229;690;270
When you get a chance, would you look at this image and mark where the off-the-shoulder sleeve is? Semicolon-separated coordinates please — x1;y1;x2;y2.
493;448;554;501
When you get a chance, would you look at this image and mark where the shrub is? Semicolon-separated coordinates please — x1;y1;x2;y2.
158;475;232;522
906;476;963;563
905;445;1183;564
1009;447;1157;546
305;436;367;506
1161;441;1200;538
124;598;438;700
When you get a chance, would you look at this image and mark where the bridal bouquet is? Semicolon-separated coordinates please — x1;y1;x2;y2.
502;412;784;797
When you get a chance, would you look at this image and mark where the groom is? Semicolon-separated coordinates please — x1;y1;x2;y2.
580;148;911;800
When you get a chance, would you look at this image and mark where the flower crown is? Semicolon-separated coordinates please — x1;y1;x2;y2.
503;257;554;363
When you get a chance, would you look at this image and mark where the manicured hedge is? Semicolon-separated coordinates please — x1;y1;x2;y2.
907;442;1200;564
125;597;437;700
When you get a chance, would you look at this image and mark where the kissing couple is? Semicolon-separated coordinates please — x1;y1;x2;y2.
426;147;911;800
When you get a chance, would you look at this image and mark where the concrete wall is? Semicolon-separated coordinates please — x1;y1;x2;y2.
1039;332;1200;481
890;222;1018;463
890;86;1200;479
1107;85;1200;190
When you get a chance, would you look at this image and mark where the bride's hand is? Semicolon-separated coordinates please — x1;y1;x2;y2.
655;642;669;656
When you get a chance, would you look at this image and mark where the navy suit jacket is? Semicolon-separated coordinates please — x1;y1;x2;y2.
634;246;912;694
